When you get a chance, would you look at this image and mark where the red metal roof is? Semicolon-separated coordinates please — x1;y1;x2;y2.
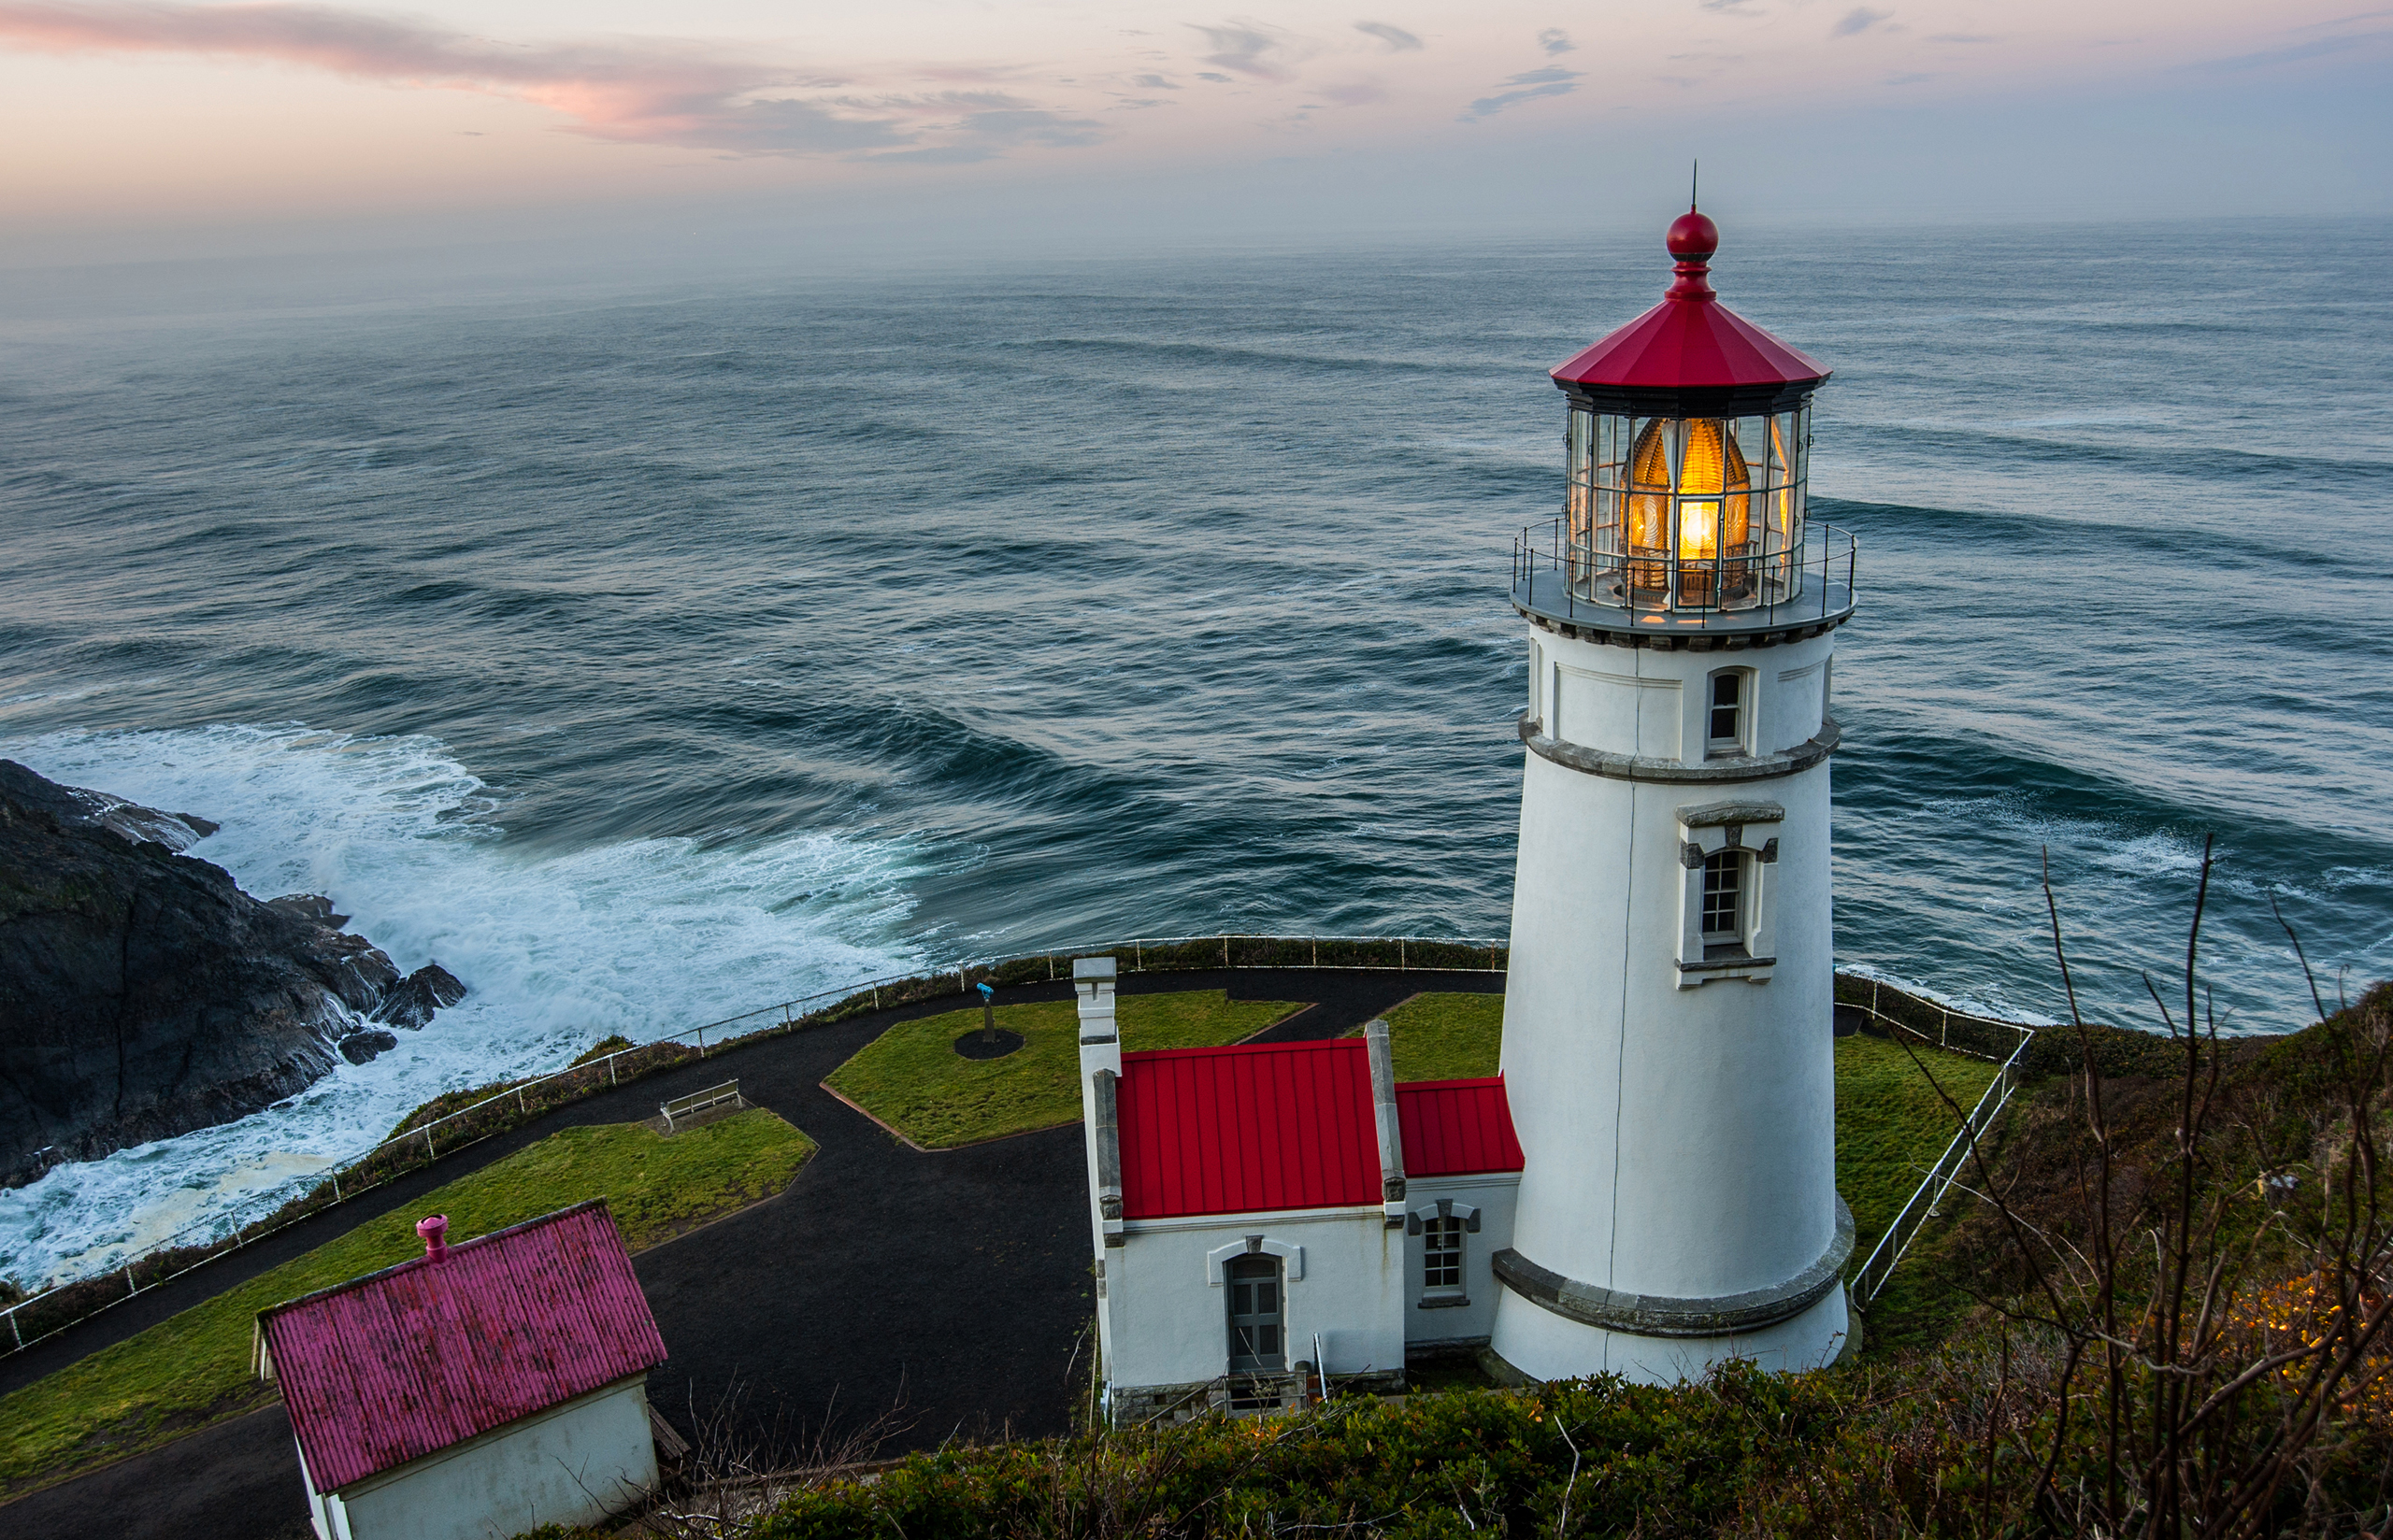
259;1201;666;1491
1117;1039;1380;1219
1396;1077;1525;1177
1552;212;1827;395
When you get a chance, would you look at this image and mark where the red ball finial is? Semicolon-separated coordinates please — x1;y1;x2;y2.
1667;210;1718;260
1664;208;1718;301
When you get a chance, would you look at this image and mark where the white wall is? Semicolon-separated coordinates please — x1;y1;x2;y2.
312;1376;657;1540
1400;1175;1520;1348
1105;1207;1405;1389
1494;625;1845;1383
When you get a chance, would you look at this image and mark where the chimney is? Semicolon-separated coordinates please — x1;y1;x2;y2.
416;1214;450;1262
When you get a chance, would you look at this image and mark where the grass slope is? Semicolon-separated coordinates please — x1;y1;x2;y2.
1369;991;1505;1080
0;1108;813;1499
824;991;1299;1148
1833;1033;2001;1252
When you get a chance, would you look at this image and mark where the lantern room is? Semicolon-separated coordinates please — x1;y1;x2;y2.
1522;209;1852;630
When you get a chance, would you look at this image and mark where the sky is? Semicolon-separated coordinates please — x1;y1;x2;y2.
0;1;2388;266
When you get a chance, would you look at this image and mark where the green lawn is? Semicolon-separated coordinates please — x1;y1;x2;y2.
0;1108;814;1499
1834;1033;2001;1255
1834;1034;2006;1351
1366;991;1507;1080
1364;994;2001;1347
824;991;1300;1148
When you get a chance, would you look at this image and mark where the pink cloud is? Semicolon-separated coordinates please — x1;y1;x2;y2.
0;1;1102;159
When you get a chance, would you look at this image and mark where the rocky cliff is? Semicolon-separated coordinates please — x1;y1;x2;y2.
0;761;464;1189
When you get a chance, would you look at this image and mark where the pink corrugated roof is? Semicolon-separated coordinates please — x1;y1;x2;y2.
259;1201;666;1491
1397;1077;1525;1177
1118;1039;1380;1219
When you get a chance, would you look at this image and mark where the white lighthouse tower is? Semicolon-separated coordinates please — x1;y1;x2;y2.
1484;207;1858;1385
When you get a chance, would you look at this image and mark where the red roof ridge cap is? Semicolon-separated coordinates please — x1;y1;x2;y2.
256;1198;619;1323
1122;1037;1364;1064
1395;1075;1508;1092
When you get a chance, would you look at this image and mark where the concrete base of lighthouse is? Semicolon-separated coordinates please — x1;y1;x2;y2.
1484;1277;1853;1387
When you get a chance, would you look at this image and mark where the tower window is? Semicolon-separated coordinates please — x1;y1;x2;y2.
1422;1217;1465;1296
1701;850;1745;957
1706;670;1746;755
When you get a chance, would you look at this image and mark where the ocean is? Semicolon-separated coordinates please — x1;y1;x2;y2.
2;217;2387;1288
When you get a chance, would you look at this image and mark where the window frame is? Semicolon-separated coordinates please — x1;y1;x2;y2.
1704;667;1751;758
1674;802;1784;989
1700;848;1747;958
1421;1215;1467;1299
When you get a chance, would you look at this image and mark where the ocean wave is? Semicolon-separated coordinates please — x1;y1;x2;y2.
0;723;927;1289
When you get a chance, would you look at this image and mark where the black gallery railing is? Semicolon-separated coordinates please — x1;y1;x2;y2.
1511;519;1857;633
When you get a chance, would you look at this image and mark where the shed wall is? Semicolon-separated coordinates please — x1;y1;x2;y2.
312;1377;656;1540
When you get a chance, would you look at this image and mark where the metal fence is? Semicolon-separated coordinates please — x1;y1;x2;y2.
2;937;2045;1356
1841;978;2038;1305
0;932;1504;1356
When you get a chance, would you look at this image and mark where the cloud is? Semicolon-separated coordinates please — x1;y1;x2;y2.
1131;73;1177;87
1195;70;1234;82
1354;21;1421;51
1883;71;1935;84
1461;64;1579;121
1831;7;1892;36
1927;33;1998;43
1698;0;1764;13
2191;31;2385;71
0;0;1111;161
868;107;1103;164
1536;27;1573;54
1190;22;1297;81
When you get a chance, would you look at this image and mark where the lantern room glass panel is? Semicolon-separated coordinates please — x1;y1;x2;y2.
1565;404;1810;613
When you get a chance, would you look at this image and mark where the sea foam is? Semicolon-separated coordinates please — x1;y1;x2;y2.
0;723;924;1289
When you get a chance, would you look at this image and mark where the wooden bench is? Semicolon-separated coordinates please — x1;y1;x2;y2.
660;1079;741;1134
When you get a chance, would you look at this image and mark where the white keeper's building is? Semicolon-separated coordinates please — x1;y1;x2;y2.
1080;206;1860;1412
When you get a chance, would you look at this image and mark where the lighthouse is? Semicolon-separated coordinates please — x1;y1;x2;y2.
1484;207;1858;1384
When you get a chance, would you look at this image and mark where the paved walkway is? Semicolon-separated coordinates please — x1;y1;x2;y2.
2;966;1500;1540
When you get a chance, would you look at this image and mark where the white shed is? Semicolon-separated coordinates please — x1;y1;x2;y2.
255;1201;669;1540
1071;959;1525;1419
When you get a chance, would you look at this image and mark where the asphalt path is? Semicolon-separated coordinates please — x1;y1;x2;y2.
2;965;1500;1540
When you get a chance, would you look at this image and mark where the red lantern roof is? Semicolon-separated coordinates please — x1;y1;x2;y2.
1552;209;1828;413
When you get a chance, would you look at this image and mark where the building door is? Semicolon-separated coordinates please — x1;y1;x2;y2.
1225;1255;1286;1373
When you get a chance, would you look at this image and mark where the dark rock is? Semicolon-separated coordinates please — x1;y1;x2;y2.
372;963;468;1030
337;1031;400;1065
296;929;401;1015
0;767;221;853
0;761;460;1189
265;894;350;930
